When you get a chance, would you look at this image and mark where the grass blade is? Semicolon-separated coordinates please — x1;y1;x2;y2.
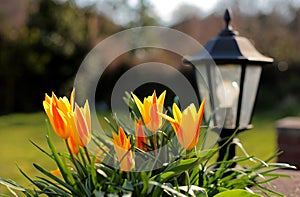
32;163;73;192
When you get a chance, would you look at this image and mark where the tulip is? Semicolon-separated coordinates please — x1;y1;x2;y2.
135;119;148;151
73;101;91;147
43;90;75;139
94;149;103;163
112;127;135;171
132;90;166;132
160;100;205;150
50;168;61;176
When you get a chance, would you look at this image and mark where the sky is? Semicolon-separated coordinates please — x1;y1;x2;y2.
147;0;220;23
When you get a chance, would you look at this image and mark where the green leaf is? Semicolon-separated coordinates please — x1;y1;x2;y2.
95;163;115;178
213;189;262;197
37;176;72;196
17;165;45;192
29;140;53;159
122;179;133;191
149;181;188;197
164;158;200;173
160;171;176;181
32;163;73;192
45;121;75;187
196;148;218;158
140;172;149;195
150;158;202;183
94;191;105;197
0;178;25;191
178;185;208;197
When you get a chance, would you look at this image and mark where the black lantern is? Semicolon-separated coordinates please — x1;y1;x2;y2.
183;9;273;162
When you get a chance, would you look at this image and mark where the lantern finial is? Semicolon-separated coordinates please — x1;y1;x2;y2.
219;8;237;36
224;9;231;30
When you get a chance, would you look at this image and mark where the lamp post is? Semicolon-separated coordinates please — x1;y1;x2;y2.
183;9;273;162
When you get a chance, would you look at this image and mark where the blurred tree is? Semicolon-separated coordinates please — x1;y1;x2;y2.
170;3;205;24
93;0;160;109
96;0;159;27
0;0;93;114
234;8;300;112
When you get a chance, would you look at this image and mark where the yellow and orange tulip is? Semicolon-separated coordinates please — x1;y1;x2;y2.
43;89;92;149
135;119;148;151
112;127;135;171
50;168;61;176
161;100;206;150
73;101;91;147
132;90;166;132
43;90;75;139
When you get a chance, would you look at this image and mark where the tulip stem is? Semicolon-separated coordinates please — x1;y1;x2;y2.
186;149;192;159
153;134;158;155
84;146;92;164
65;139;80;173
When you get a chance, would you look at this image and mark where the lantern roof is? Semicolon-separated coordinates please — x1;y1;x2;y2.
184;9;274;65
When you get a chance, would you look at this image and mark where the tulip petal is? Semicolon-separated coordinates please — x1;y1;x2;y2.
196;99;205;133
157;90;166;107
119;127;126;145
132;93;144;115
74;103;90;146
43;100;51;117
68;136;79;155
135;119;147;150
172;103;182;124
51;168;61;176
150;97;159;131
159;113;175;123
51;99;69;139
70;88;75;110
84;100;91;132
45;94;51;104
180;107;198;149
143;98;151;124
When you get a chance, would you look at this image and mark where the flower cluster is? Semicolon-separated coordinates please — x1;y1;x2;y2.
110;90;205;171
41;89;206;172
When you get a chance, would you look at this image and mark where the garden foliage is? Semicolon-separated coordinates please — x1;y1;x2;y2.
0;90;296;197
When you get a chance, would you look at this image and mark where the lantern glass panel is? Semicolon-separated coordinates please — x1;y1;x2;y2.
195;63;242;130
194;64;213;126
239;65;262;129
216;65;241;129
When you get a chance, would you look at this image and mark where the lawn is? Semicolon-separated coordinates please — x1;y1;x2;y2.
0;113;65;195
236;113;278;165
0;111;279;195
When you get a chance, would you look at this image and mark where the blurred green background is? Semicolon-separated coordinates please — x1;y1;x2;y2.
1;0;300;195
1;0;300;115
